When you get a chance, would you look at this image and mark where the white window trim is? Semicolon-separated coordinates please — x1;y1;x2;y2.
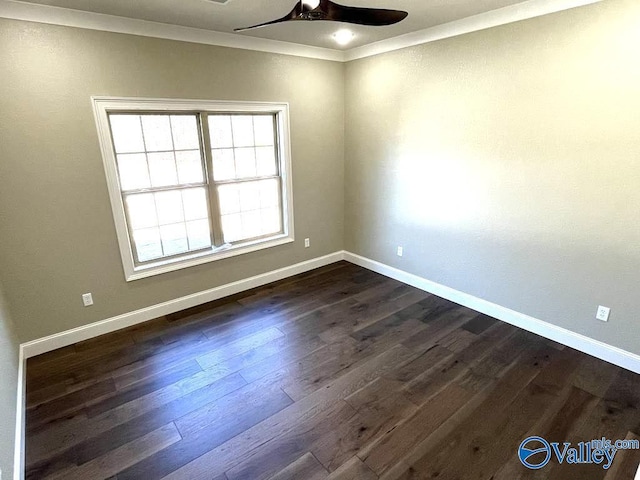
92;96;295;281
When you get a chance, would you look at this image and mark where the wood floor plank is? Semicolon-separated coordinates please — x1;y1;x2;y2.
61;374;245;470
116;386;293;480
572;353;621;399
460;313;498;334
27;378;117;433
399;324;529;407
543;369;640;480
313;390;418;472
45;422;181;480
360;382;475;476
27;371;247;469
318;289;429;343
491;385;600;480
345;376;411;411
27;336;181;395
25;264;640;480
267;452;328;480
174;382;291;439
86;360;203;418
162;345;417;480
436;327;478;353
376;345;556;478
64;322;283;399
195;326;284;368
224;400;357;480
202;333;326;380
603;431;640;480
399;306;480;352
326;456;378;480
404;346;576;480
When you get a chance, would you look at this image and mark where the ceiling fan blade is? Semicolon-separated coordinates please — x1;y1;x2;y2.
234;0;408;32
234;2;303;31
322;0;407;26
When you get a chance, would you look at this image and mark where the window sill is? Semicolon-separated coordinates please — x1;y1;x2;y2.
125;234;294;281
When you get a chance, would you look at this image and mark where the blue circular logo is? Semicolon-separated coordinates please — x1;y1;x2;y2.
519;436;552;469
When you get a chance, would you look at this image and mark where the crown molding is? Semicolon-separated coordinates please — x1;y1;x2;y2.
0;0;345;62
0;0;603;63
345;0;604;61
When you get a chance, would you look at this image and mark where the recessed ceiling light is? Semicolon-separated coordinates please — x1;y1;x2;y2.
332;29;354;46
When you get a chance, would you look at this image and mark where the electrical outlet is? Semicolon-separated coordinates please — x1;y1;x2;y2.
304;238;310;248
397;246;403;257
82;293;94;307
596;305;610;322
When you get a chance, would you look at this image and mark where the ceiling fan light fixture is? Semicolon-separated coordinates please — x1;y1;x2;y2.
332;28;355;45
302;0;321;9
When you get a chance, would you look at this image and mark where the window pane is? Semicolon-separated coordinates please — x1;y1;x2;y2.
219;179;283;243
176;150;204;184
109;115;144;154
235;148;257;179
259;178;280;208
117;154;150;191
256;147;277;177
217;184;241;215
209;115;233;148
241;211;262;239
126;193;157;229
148;152;178;187
239;182;261;211
133;227;163;262
171;115;200;150
261;207;282;235
186;219;212;250
155;190;184;225
160;223;188;256
182;187;209;221
212;149;236;181
254;115;275;146
221;214;242;243
231;116;254;147
141;115;173;152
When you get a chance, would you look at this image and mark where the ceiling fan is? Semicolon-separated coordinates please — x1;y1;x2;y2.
234;0;408;32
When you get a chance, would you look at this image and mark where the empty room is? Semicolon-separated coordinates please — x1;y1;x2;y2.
1;0;640;478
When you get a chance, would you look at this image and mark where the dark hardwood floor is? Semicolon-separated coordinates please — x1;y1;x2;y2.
25;261;640;479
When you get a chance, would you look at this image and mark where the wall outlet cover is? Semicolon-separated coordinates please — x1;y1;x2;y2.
596;305;610;322
82;293;94;307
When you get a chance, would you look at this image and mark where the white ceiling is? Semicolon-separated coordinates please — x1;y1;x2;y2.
11;0;542;50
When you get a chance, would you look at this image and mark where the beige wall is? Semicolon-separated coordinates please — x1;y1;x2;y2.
0;281;19;477
345;0;640;354
0;19;345;341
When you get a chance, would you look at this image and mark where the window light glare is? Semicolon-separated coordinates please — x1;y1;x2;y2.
332;29;354;46
302;0;320;9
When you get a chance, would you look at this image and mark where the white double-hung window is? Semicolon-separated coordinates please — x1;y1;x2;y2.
92;97;294;281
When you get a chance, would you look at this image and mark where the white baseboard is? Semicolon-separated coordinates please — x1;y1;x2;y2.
21;252;344;359
344;251;640;375
14;345;25;480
